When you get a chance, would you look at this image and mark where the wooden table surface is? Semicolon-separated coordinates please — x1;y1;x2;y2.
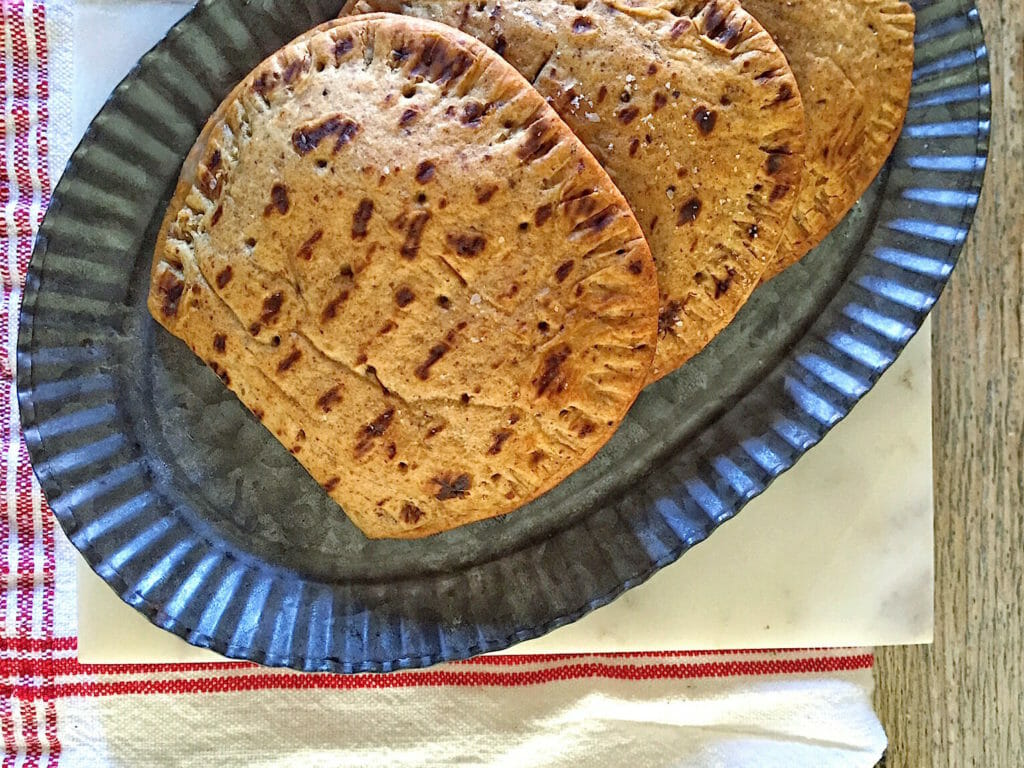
873;0;1023;763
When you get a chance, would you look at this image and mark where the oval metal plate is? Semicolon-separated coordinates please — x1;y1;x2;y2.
17;0;989;671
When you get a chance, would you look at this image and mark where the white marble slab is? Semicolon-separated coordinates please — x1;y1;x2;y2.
71;0;934;663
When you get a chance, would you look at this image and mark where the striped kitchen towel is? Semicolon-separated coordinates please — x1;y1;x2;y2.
0;1;886;765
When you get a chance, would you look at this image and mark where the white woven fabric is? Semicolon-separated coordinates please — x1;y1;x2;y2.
0;3;887;765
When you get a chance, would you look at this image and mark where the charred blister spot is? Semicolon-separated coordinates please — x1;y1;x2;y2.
572;16;594;33
493;34;508;57
476;184;499;204
321;290;349;323
555;260;575;282
713;266;737;298
399;108;419;127
276;348;301;373
157;271;184;318
264;184;290;217
677;197;702;225
692;105;717;135
552;85;577;114
216;266;233;289
433;473;471;501
572;206;618;237
534;203;554;227
577;422;595;438
401;502;424;524
436;295;451;309
670;18;692;39
252;71;275;98
446;232;486;257
653;92;668;112
211;205;223;226
517;118;559;163
647;62;659;75
351;198;374;240
658;300;683;336
775;83;794;103
765;152;788;175
296;229;323;261
334;35;354;60
400;211;431;259
710;18;743;49
702;1;728;37
395;286;415;307
291;115;359;156
487;430;513;455
597;85;608;103
281;55;311;84
562;187;599;219
316;385;343;413
249;322;261;337
617;106;640;124
415;160;436;184
208;149;221;171
387;442;397;460
410;37;472;86
770;184;791;202
529;449;546;466
323;477;341;493
629;137;640;157
628;259;644;275
213;334;226;353
379;320;397;335
259;293;285;327
415;342;449;380
534;345;571;397
426;423;445;439
460;101;488;126
252;407;265;421
355;408;395;458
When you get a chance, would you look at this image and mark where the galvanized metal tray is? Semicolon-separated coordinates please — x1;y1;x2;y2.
17;0;989;671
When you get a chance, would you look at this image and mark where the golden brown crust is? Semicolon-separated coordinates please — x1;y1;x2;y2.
741;0;916;279
148;15;658;539
345;0;806;380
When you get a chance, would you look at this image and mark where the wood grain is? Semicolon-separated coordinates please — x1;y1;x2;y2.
873;0;1024;763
